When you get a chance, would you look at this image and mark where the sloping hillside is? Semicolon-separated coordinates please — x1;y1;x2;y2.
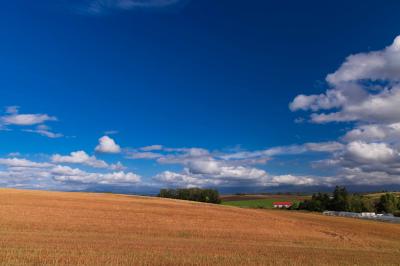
0;189;399;265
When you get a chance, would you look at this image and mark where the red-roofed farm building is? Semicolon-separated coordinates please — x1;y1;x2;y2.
273;202;293;208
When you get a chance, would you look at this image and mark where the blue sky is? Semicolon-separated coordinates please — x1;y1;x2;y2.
1;0;400;193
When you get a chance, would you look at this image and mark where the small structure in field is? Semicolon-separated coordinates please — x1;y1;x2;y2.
322;211;400;223
273;201;292;208
361;212;376;217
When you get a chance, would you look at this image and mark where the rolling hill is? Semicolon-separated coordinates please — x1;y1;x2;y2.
0;189;399;265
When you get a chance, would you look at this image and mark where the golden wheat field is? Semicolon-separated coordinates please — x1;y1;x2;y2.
0;189;399;266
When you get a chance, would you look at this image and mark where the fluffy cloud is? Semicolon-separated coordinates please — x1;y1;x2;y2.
51;150;124;170
270;175;320;186
287;35;400;186
290;36;400;124
0;158;52;168
95;136;121;154
327;36;400;84
185;159;268;182
156;148;210;164
0;106;61;138
313;140;400;185
337;167;400;186
0;156;140;188
0;167;53;189
346;141;398;163
154;171;213;188
153;169;325;188
51;165;141;184
186;159;221;175
2;113;56;126
150;147;329;188
52;151;109;168
109;161;126;171
152;147;269;187
342;123;400;143
289;89;346;112
308;86;400;124
1;106;57;126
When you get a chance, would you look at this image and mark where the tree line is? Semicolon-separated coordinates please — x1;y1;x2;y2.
293;186;400;216
158;188;221;204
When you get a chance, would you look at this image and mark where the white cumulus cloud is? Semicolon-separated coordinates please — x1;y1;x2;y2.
287;35;400;186
52;150;109;168
0;158;52;168
290;36;400;124
51;165;141;185
95;136;121;154
1;106;57;126
346;141;398;163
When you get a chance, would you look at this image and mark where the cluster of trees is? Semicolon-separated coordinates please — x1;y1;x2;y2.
158;188;221;204
294;186;400;215
376;193;400;215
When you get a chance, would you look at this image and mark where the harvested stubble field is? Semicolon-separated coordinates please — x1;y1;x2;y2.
0;189;399;265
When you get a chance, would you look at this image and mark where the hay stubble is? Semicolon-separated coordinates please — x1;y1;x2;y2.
0;189;399;265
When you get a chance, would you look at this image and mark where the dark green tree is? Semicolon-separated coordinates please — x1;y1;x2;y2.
294;186;380;213
349;194;363;213
330;186;350;211
361;197;375;212
377;193;398;214
158;188;221;204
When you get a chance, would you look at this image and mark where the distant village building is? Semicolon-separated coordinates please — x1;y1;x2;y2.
273;202;292;208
